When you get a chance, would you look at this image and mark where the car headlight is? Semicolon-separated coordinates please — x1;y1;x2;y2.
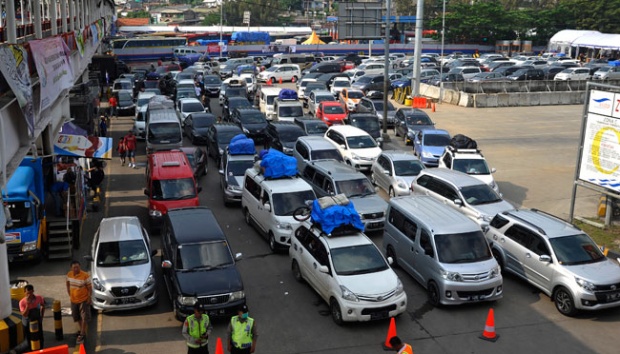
178;295;197;306
229;290;245;301
227;185;242;191
575;277;596;292
441;269;463;282
394;279;405;296
490;266;500;278
351;152;360;160
283;147;293;153
144;273;156;288
396;179;407;189
149;209;162;217
421;151;434;158
22;241;37;252
276;221;292;230
340;285;359;302
92;278;105;292
242;127;250;134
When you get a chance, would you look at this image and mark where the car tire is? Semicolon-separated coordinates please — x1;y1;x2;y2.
268;232;277;252
270;77;276;84
244;208;251;225
330;298;344;326
554;287;578;317
386;245;398;268
492;249;504;273
389;187;396;198
292;260;303;283
427;280;441;307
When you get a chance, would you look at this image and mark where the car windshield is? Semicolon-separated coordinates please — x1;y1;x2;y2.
336;178;375;198
331;244;388;275
423;133;450;146
405;115;432;125
346;135;377;149
96;239;149;267
4;201;33;229
316;95;335;103
176;241;234;270
550;234;606;266
300;80;314;87
278;106;304;118
182;102;204;113
351;118;379;132
305;122;329;135
453;159;491;175
597;67;610;72
226;88;245;97
228;159;255;176
372;101;394;111
193;116;215;128
393;160;424;176
272;190;316;216
434;231;492;264
307;146;342;160
460;184;502;205
324;105;345;114
333;80;350;87
229;100;251;109
356;76;372;83
239;113;266;124
280;129;306;142
217;130;241;144
204;76;221;84
148;123;182;143
347;91;364;99
151;178;196;200
137;98;151;108
118;92;132;101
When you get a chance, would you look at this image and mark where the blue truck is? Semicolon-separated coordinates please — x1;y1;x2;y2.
1;156;83;262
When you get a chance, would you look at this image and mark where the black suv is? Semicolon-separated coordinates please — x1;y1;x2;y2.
393;108;435;145
229;108;268;143
223;96;252;121
161;207;245;320
264;121;307;154
351;74;384;94
203;75;222;97
507;68;545;81
304;62;342;75
206;123;244;164
294;117;329;136
356;96;397;128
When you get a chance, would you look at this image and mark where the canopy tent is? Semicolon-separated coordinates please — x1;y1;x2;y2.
548;30;601;48
548;29;620;51
301;31;325;45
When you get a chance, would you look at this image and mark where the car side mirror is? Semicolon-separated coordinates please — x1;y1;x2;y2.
84;255;93;262
235;252;243;260
318;265;329;274
161;260;172;269
386;256;394;265
340;144;347;150
491;167;497;173
144;189;149;196
218;169;224;175
454;199;463;206
539;255;552;263
264;203;271;212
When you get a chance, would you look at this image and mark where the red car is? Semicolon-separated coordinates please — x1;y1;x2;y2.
316;101;347;126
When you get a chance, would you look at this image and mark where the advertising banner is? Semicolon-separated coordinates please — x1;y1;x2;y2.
0;44;35;136
53;134;114;159
76;28;86;57
29;37;75;111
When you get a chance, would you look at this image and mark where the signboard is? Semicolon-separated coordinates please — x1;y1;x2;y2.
243;11;250;25
337;2;383;40
28;37;75;111
53;134;114;159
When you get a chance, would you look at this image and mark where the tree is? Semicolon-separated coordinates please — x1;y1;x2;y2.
202;12;221;26
125;10;150;19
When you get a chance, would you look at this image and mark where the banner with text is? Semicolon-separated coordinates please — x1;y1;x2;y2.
0;44;35;136
54;134;114;159
29;37;75;111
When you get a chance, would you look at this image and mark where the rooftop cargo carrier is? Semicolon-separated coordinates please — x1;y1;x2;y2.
260;148;297;178
228;134;256;155
310;195;364;235
278;89;298;101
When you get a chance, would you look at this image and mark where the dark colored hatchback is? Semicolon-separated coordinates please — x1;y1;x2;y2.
206;123;244;164
264;121;307;154
161;207;245;320
229;108;269;143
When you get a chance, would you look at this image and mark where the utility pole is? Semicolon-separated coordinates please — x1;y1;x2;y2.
412;0;424;98
382;0;391;134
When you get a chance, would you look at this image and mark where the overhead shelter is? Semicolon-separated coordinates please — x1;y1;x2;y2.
301;31;325;45
547;29;620;56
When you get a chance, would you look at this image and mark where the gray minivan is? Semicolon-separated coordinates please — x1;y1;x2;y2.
146;107;183;153
293;136;343;172
383;196;503;306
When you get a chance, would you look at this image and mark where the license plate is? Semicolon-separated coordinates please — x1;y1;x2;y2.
468;295;482;301
208;309;225;317
605;292;620;302
114;297;137;305
367;222;383;229
370;311;389;320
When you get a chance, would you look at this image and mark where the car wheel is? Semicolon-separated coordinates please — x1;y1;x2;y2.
330;298;344;326
492;249;504;273
370;173;377;185
292;260;303;282
427;280;441;307
270;77;276;84
173;302;184;321
268;232;277;252
554;287;578;317
244;208;251;225
389;187;396;198
386;245;398;268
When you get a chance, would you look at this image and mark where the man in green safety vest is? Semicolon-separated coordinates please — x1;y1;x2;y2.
182;303;212;354
227;304;257;354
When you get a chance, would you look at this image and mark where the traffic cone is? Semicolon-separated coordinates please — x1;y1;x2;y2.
278;77;283;84
292;76;296;83
432;102;436;112
381;317;398;350
479;308;499;342
79;343;87;354
215;337;224;354
266;79;272;86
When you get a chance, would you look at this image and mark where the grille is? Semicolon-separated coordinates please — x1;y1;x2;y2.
198;294;230;305
357;289;396;302
362;212;384;219
461;271;491;282
110;286;138;297
595;283;620;291
7;243;21;253
456;288;494;298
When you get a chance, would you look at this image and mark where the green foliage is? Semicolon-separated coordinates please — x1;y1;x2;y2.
125;10;151;19
223;0;292;26
202;12;221;26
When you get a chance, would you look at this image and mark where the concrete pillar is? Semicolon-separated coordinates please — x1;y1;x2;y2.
60;0;68;33
51;0;58;35
34;0;43;38
6;0;17;43
69;0;75;31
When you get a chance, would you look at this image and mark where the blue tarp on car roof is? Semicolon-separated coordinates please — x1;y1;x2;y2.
310;199;364;234
228;134;255;155
260;148;297;178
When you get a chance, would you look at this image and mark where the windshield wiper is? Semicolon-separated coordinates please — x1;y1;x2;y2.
185;265;214;272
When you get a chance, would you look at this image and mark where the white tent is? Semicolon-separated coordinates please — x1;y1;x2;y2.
572;32;620;50
548;30;601;54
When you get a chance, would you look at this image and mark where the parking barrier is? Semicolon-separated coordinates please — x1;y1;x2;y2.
53;300;63;340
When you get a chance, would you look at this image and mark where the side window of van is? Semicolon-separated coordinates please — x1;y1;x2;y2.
302;166;316;180
244;176;261;200
419;230;434;257
403;220;418;242
388;207;405;229
296;142;309;159
313;173;326;191
489;215;509;229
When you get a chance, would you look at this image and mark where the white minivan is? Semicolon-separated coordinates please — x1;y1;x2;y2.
259;87;282;120
257;64;301;84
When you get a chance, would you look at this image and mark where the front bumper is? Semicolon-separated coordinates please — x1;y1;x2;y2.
92;284;158;311
223;185;243;203
437;277;503;305
176;297;246;320
575;287;620;311
7;247;42;263
338;290;407;323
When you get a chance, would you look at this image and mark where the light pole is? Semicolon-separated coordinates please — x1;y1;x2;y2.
412;0;424;98
382;0;391;134
439;0;446;102
219;0;223;58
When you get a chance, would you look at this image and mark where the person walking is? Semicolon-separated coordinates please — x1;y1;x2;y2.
19;284;45;350
108;95;118;118
66;261;92;344
99;116;108;137
124;130;137;168
117;136;127;166
389;336;414;354
182;303;212;354
227;305;257;354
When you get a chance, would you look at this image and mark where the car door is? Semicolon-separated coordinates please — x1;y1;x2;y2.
254;189;271;233
374;155;390;192
370;76;384;91
497;224;531;278
521;233;555;293
293;227;320;290
413;228;435;285
400;218;422;283
310;239;333;301
394;110;405;137
184;116;193;138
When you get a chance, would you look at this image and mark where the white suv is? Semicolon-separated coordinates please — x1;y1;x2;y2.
324;125;382;171
484;209;620;316
289;219;407;324
438;147;499;193
258;64;301;84
241;167;316;252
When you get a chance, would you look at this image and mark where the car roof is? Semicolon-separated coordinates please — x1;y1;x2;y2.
312;90;333;96
298;136;336;148
98;216;144;242
398;108;430;117
321;101;343;106
389;196;480;234
271;121;305;131
381;150;420;161
213;122;243;131
499;209;581;239
309;160;362;181
326;124;370;137
167;207;225;243
177;79;196;85
178;98;202;104
149;151;192;180
245;168;314;193
418;168;485;187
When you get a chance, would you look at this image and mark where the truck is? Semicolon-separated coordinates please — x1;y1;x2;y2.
89;54;130;83
69;80;101;135
1;156;86;262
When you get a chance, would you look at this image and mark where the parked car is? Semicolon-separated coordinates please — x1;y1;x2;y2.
439;146;499;193
316;101;347;126
183;112;216;145
206;123;244;164
428;73;465;86
413;129;451;167
554;67;592;81
264;121;307;154
356;96;397;128
467;72;509;83
324;125;381;172
293;117;329;136
506;68;545;81
338;88;365;113
307;90;336;117
371;150;425;197
330;77;351;97
228;107;268;143
484;209;620;316
177;98;207;125
351;74;385;94
393;108;435;145
219;150;256;206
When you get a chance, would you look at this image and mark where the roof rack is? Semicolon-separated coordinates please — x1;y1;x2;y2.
446;146;482;154
504;210;547;235
530;208;581;231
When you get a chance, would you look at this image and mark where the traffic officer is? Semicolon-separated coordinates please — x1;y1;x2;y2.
389;336;414;354
182;303;212;354
227;304;257;354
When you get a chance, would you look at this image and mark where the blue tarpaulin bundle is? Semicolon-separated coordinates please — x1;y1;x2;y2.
228;134;256;155
278;89;297;100
610;60;620;67
260;148;297;178
310;199;364;234
231;32;270;43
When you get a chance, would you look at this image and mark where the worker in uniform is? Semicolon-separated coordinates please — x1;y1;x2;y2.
182;303;212;354
227;304;257;354
389;336;414;354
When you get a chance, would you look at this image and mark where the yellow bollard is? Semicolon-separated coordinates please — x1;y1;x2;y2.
53;300;64;340
29;318;41;350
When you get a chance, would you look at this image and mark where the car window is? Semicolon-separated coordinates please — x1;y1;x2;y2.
97;240;149;267
272;190;316;216
310;149;342;161
453;159;490;175
489;214;510;229
393;160;423;176
434;231;491;263
460;184;502;205
176;241;234;270
296;141;309;159
152;178;196;200
336;178;375;198
504;224;534;248
330;244;388;275
419;229;434;257
403;219;418;242
345;135;377;149
388;207;405;230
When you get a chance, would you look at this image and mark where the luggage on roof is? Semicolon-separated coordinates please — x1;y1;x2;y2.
260;148;297;178
310;195;364;234
278;89;298;101
228;134;256;155
449;134;477;150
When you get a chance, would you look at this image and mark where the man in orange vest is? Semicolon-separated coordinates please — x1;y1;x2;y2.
389;336;414;354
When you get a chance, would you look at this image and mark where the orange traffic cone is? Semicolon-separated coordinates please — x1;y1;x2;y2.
278;77;283;84
432;102;436;112
266;79;272;86
215;337;224;354
381;317;398;350
479;308;499;342
292;76;296;83
79;343;87;354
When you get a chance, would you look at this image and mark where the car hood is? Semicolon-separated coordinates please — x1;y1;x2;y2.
350;195;387;214
227;174;244;187
338;269;399;295
176;266;243;296
192;127;209;136
243;123;267;131
470;200;514;219
324;112;347;121
94;263;152;286
350;147;382;159
421;145;447;156
394;175;417;187
565;259;620;284
408;124;435;132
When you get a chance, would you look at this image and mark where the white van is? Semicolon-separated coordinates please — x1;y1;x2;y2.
146;107;183;153
259;87;282;120
383;195;503;306
173;46;203;57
